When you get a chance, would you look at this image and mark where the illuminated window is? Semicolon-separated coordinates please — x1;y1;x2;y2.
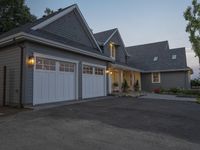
152;72;160;83
109;43;116;59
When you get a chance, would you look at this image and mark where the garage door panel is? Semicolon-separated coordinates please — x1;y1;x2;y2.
33;56;76;105
82;65;106;99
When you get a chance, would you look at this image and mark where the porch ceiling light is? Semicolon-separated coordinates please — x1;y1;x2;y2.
28;56;35;65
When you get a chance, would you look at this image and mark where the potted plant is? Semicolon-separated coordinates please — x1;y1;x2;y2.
113;82;119;92
134;80;140;92
121;79;129;92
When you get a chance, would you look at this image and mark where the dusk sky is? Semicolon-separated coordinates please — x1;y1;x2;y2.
25;0;199;78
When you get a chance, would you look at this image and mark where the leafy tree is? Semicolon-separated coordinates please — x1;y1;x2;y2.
184;0;200;63
0;0;36;34
44;8;54;16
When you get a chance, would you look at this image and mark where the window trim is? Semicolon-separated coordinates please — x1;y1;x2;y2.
151;72;161;83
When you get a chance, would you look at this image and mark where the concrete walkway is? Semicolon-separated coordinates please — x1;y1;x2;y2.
139;93;197;102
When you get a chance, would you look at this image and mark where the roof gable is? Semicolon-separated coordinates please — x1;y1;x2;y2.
31;4;102;52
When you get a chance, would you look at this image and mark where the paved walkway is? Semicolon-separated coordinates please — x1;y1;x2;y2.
139;93;197;102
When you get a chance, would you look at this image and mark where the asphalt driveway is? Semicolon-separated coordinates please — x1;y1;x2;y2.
0;97;200;150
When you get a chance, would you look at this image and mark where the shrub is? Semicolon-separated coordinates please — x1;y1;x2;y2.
169;88;181;94
134;80;140;92
121;79;129;92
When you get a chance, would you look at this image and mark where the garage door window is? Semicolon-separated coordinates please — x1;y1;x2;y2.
95;67;104;75
60;62;75;72
36;57;56;71
83;65;93;74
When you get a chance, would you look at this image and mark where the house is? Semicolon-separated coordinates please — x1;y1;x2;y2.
0;4;141;107
0;4;190;107
126;41;191;91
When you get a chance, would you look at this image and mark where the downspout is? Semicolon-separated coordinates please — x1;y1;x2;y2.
13;38;24;108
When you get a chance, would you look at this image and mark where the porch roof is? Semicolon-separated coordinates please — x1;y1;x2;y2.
109;63;143;72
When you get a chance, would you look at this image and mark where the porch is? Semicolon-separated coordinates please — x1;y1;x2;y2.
107;63;141;94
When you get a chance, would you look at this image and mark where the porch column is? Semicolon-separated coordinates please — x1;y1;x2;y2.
119;70;123;92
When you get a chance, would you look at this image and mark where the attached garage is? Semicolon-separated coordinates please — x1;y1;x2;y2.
82;63;106;99
33;54;78;105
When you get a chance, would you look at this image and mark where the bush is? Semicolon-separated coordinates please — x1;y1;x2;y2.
196;97;200;104
168;88;181;94
121;79;129;92
191;79;200;87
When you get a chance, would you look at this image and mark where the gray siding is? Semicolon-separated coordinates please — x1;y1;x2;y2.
141;71;190;91
103;32;127;64
0;46;21;106
42;10;96;48
24;42;108;105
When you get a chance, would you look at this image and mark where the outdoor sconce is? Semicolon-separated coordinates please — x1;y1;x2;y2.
28;56;35;66
106;70;110;74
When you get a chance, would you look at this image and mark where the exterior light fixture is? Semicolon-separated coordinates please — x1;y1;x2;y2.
106;70;110;74
28;56;35;65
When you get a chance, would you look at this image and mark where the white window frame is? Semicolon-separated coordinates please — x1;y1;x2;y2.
152;72;161;83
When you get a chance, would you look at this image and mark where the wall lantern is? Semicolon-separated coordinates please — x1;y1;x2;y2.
28;56;35;65
106;70;112;75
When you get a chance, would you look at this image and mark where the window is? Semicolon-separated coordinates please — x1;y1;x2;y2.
95;67;104;75
172;54;177;60
83;65;93;74
36;57;56;71
152;72;160;83
153;56;158;61
59;62;75;72
109;43;116;59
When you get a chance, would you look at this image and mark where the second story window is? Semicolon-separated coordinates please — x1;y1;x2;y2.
109;42;116;59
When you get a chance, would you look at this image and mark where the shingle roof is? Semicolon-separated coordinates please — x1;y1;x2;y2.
0;4;106;56
94;28;117;44
126;41;188;72
0;4;76;39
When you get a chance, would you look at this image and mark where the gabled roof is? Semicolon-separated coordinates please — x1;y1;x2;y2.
94;28;129;56
126;41;189;72
0;4;105;55
94;28;117;45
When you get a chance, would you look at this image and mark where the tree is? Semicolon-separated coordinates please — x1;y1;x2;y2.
0;0;36;34
44;8;54;16
184;0;200;63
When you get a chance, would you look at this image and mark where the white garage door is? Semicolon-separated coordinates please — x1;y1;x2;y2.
82;64;106;99
33;56;77;105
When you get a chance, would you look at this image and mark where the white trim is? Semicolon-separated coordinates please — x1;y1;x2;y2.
151;72;161;83
0;32;113;61
103;29;118;46
82;62;106;69
31;6;76;30
110;63;142;72
33;52;79;103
